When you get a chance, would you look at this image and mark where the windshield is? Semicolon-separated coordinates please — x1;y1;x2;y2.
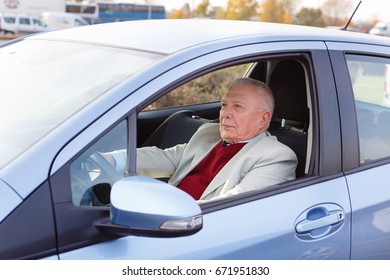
0;39;163;169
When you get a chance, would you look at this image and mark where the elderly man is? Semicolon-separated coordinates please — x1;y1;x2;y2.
110;78;297;202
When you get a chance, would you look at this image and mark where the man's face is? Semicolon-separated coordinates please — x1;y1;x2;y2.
219;84;270;143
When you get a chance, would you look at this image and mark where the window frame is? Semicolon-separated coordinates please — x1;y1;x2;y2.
327;41;390;174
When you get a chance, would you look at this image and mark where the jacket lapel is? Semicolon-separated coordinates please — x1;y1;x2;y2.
170;123;221;185
200;131;269;199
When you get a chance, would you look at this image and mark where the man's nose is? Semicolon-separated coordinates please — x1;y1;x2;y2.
221;106;233;118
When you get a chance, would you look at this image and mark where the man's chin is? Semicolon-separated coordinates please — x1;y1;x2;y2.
220;133;234;142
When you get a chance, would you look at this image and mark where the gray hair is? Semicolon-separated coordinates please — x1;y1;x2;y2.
227;78;274;114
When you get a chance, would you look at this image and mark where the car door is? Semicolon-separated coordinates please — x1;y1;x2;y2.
1;15;17;34
51;41;352;260
17;16;33;34
328;41;390;259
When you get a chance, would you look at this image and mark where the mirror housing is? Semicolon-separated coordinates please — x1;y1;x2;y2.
101;176;203;237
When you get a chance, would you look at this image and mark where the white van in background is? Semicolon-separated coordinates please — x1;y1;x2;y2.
0;13;50;34
40;12;89;29
369;22;390;36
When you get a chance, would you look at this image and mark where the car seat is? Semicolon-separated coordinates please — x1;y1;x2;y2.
142;110;212;149
267;59;310;178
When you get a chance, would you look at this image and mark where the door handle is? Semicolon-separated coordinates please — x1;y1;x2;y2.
296;210;344;234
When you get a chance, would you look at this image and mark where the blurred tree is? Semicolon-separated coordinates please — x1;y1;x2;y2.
322;0;352;26
168;3;192;19
146;64;250;110
225;0;259;20
259;0;300;24
214;6;227;19
195;0;212;18
358;17;379;33
259;0;281;22
280;0;298;23
168;9;184;19
295;7;324;27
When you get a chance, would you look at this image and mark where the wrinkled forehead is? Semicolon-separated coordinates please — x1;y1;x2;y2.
223;84;262;102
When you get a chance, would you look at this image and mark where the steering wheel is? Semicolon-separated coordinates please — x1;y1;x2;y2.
75;151;123;206
89;152;123;184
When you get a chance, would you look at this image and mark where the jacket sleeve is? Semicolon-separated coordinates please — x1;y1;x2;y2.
136;144;187;178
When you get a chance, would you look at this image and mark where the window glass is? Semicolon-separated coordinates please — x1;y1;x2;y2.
19;17;30;25
4;17;16;24
75;19;86;26
32;18;44;26
347;55;390;163
70;120;127;206
0;39;163;169
144;64;250;110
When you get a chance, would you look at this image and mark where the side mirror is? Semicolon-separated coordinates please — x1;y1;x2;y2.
97;176;203;237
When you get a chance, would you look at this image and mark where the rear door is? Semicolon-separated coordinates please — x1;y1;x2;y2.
328;41;390;259
17;16;33;34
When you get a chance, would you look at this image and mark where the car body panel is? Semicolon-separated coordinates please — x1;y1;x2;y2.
346;165;390;259
32;19;390;54
326;41;390;259
1;19;390;259
59;177;351;260
0;179;21;223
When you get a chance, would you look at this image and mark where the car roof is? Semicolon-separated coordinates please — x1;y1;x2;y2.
30;19;390;55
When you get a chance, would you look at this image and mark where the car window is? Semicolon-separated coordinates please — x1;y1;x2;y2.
4;16;15;24
138;58;312;201
75;19;86;26
67;57;312;208
143;64;250;111
32;18;44;26
0;39;163;169
19;17;30;25
70;120;128;206
346;54;390;163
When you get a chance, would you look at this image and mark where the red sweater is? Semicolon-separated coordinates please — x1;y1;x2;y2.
177;140;246;200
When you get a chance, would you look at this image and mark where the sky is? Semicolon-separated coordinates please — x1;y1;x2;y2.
125;0;390;22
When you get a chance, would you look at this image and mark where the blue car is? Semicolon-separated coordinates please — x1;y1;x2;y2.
1;19;390;259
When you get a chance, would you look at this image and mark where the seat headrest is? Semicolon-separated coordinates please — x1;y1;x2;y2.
268;60;309;122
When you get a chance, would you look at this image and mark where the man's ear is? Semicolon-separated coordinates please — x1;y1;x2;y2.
260;111;272;128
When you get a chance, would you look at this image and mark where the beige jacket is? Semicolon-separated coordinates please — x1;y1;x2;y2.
136;123;297;202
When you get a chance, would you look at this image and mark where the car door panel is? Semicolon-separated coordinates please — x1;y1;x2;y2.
346;165;390;259
52;41;350;259
0;179;22;223
0;182;57;259
59;177;351;259
327;42;390;260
